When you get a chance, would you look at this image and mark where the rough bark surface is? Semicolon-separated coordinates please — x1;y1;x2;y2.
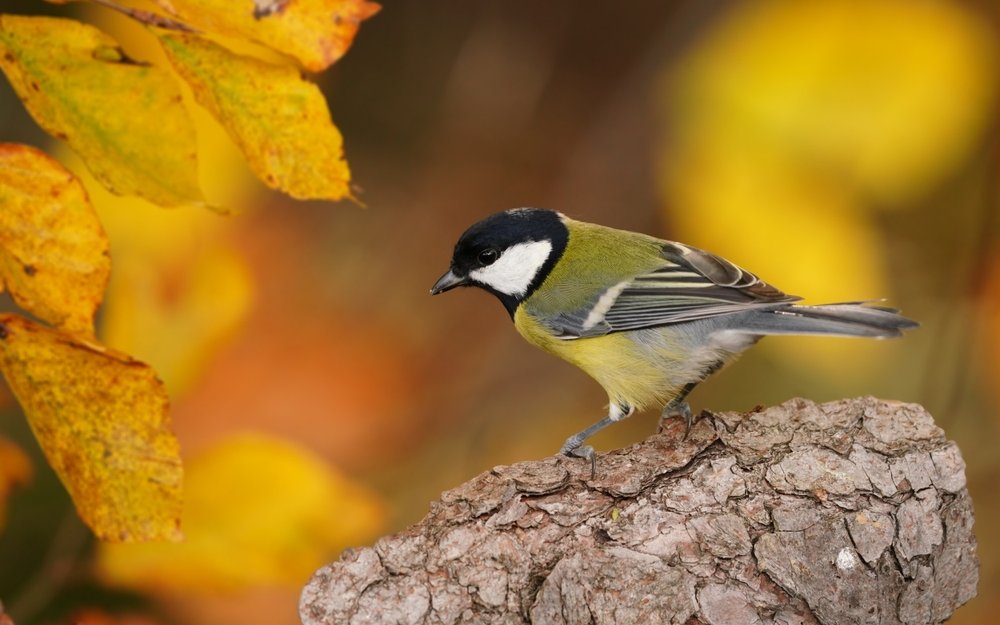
300;397;978;625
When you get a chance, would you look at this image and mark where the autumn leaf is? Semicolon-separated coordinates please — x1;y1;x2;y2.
97;434;384;590
159;33;351;201
0;144;110;338
0;315;182;542
0;436;32;532
0;15;203;207
153;0;379;72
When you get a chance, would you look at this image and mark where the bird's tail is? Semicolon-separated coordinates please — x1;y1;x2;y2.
738;302;918;339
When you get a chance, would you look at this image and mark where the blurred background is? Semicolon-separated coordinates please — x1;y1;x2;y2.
1;1;998;623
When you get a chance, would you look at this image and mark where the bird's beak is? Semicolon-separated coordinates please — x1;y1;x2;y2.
430;269;468;295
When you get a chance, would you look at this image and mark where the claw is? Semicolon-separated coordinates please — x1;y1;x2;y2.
559;413;619;478
563;444;597;478
682;403;694;439
662;400;695;438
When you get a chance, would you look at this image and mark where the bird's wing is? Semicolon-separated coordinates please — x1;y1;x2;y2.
546;242;800;339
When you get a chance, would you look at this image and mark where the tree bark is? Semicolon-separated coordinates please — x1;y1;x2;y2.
300;397;978;625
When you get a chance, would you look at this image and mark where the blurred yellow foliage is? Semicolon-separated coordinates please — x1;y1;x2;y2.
101;244;253;399
664;137;886;302
53;143;254;398
0;15;203;207
160;33;352;201
0;144;109;338
0;315;182;542
90;180;253;397
97;434;384;591
666;0;997;205
660;0;997;373
0;436;31;532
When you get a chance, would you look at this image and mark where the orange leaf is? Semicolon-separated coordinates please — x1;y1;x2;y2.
0;315;182;541
0;144;110;338
159;33;352;201
154;0;380;72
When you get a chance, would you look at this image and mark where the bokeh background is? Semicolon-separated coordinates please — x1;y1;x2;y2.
1;1;998;624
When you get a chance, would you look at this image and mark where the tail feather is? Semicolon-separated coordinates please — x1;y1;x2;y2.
737;303;919;339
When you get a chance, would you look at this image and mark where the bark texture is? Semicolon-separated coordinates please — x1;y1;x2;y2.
300;397;978;625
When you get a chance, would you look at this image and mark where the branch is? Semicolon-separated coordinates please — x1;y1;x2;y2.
300;397;978;625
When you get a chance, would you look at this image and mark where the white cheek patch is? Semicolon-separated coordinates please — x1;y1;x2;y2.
469;240;552;297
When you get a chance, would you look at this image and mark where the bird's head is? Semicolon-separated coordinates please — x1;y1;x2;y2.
431;208;569;315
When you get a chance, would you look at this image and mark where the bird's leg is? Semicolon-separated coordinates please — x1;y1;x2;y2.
662;359;726;437
560;403;633;477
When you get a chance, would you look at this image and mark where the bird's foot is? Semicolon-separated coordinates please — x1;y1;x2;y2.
662;400;695;439
560;438;597;479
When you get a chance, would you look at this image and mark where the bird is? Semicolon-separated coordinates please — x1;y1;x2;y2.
430;207;917;470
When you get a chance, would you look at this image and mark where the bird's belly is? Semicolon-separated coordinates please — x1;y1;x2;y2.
514;310;698;410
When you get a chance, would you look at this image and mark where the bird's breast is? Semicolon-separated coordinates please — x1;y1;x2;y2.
513;307;689;411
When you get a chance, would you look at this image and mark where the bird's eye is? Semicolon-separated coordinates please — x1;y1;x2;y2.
478;249;499;266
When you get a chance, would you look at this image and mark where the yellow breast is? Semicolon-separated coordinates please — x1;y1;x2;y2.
513;307;683;411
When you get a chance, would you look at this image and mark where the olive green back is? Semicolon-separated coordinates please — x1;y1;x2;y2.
523;217;665;317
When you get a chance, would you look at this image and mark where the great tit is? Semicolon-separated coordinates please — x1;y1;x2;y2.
431;208;917;467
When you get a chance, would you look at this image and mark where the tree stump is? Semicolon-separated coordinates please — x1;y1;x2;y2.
300;397;978;625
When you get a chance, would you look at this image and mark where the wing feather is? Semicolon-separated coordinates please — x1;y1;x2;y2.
549;242;798;338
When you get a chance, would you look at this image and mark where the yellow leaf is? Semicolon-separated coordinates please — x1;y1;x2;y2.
0;436;32;532
0;144;110;337
0;15;203;207
97;434;384;591
0;315;182;541
154;0;379;72
159;33;351;201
